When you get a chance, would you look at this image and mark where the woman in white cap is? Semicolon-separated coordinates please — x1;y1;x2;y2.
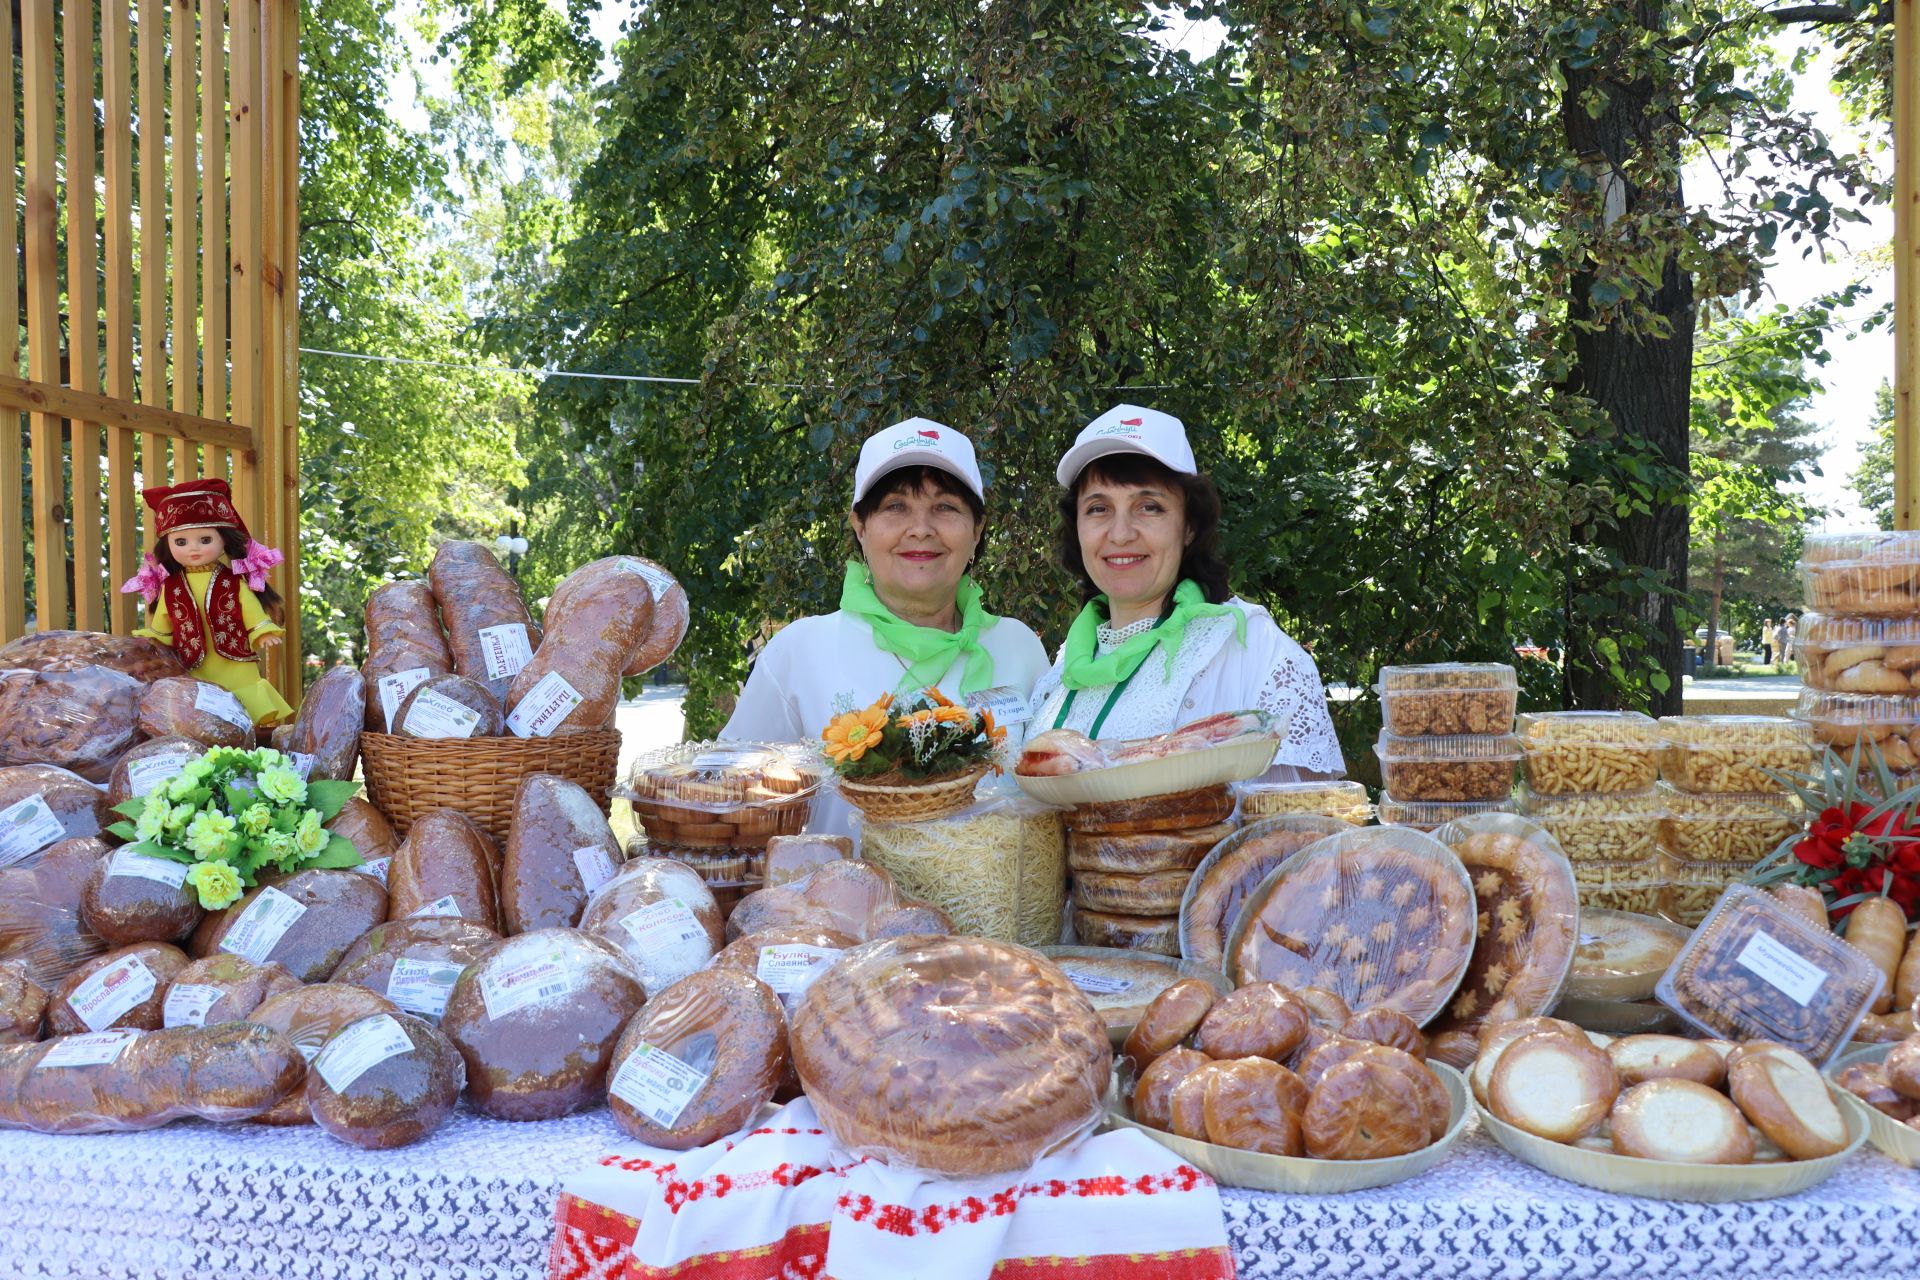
725;418;1049;834
1029;405;1344;780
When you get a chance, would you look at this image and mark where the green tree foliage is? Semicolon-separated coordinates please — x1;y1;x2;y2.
1854;378;1898;531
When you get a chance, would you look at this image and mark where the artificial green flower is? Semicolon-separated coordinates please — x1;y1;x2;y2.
164;802;197;834
263;830;300;870
294;810;329;857
134;800;168;842
184;809;239;858
166;772;200;803
239;803;274;836
185;860;244;911
256;766;307;806
179;756;214;782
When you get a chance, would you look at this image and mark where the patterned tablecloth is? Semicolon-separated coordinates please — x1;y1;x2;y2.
1;1108;1917;1280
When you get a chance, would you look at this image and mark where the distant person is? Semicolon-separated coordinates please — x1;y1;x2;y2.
1779;616;1794;667
1760;617;1774;666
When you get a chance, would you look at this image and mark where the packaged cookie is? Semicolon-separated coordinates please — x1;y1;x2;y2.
1656;884;1884;1063
1376;795;1516;833
1796;613;1920;693
616;742;824;849
1568;856;1666;916
1656;715;1812;794
1375;732;1521;803
1797;531;1920;615
1517;712;1662;796
1233;779;1372;825
1518;785;1663;863
1377;662;1519;737
1792;690;1920;771
1656;785;1805;864
1658;854;1753;926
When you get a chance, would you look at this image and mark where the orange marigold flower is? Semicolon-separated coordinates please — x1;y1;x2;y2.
823;705;890;764
931;705;974;726
980;709;1007;745
923;686;956;709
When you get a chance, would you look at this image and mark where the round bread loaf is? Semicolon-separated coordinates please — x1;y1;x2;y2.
1071;869;1193;916
503;773;624;934
307;1012;466;1149
1178;818;1347;968
1069;786;1235;836
328;917;500;1021
82;848;204;945
1067;823;1233;875
866;901;955;940
385;808;501;929
1132;1046;1212;1132
724;860;900;943
1069;906;1178;956
0;836;112;989
191;868;389;982
46;942;190;1035
711;926;858;989
103;735;203;809
579;858;723;998
161;953;301;1028
0;763;113;851
607;968;788;1149
442;929;646;1121
0;959;47;1043
135;676;255;748
394;673;503;740
0;630;186;683
790;936;1111;1176
248;983;402;1126
0;667;144;780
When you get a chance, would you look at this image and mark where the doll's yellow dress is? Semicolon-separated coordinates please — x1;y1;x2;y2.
134;565;294;725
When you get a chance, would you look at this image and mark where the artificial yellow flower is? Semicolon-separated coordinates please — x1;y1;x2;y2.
823;705;891;764
931;705;974;727
923;686;956;709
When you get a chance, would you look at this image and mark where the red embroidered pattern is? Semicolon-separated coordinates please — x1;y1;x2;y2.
162;565;255;669
836;1165;1208;1237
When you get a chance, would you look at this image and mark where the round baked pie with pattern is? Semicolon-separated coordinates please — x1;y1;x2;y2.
1178;816;1350;970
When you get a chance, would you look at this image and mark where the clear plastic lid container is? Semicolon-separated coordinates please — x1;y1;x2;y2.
1569;856;1667;917
1375;732;1522;802
1233;778;1371;823
1797;531;1920;614
1516;784;1663;863
1656;884;1885;1063
1517;711;1662;795
617;741;825;849
1564;908;1692;1002
1376;663;1519;737
1792;691;1920;770
1658;856;1761;924
1795;612;1920;692
1377;795;1516;832
1655;715;1812;793
1656;783;1805;864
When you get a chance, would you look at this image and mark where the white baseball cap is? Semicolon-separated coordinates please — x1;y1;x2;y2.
852;417;984;503
1055;404;1197;487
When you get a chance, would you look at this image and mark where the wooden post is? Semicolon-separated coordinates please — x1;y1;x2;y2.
269;0;301;694
139;0;169;496
106;0;139;633
203;0;229;478
174;0;201;478
66;0;103;631
23;0;67;633
1899;0;1919;530
230;0;261;530
0;0;24;641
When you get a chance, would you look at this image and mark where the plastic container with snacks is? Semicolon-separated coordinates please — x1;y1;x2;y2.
1377;795;1516;833
1656;716;1812;794
855;796;1066;947
1517;711;1662;796
1569;855;1666;916
1794;613;1920;693
1656;884;1886;1064
1656;784;1806;865
1376;662;1519;737
1658;853;1756;926
1232;779;1372;825
1797;531;1920;615
1517;785;1663;864
616;742;826;849
1374;732;1521;802
1791;690;1920;771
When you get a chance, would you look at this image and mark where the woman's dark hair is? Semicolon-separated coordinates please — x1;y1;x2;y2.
1056;452;1231;605
152;525;285;620
850;464;988;568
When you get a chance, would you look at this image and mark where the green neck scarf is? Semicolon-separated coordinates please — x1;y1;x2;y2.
839;560;998;696
1058;579;1244;692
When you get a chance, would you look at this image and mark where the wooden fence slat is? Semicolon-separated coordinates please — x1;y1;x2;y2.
230;0;261;531
23;0;67;633
173;0;199;480
0;374;255;450
276;0;301;686
139;0;168;490
202;0;227;425
0;0;24;640
106;0;139;634
66;0;104;631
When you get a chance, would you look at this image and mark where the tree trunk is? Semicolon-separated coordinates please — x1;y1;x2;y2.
1561;3;1694;716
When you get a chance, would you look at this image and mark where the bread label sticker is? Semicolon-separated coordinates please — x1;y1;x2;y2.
220;886;308;963
408;895;465;920
506;672;585;739
619;898;706;957
610;1042;710;1129
67;954;159;1032
754;944;839;1001
403;689;485;740
313;1013;414;1092
387;957;465;1019
626;560;677;601
288;751;318;781
378;668;432;727
1060;968;1134;997
162;983;225;1028
126;751;194;798
1735;930;1827;1007
37;1030;139;1069
358;857;392;886
194;683;254;730
108;847;191;889
0;794;67;866
965;685;1033;728
477;623;535;682
572;846;619;893
480;947;577;1021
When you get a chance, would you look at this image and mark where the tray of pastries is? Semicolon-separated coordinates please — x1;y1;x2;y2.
1827;1037;1920;1167
1039;946;1231;1047
616;741;824;848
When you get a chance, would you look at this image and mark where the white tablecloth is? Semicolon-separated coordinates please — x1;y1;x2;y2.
2;1108;1917;1279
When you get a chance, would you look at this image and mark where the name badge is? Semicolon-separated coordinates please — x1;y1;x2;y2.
965;685;1032;727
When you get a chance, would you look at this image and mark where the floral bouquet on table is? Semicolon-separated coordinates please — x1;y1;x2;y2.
104;747;364;909
1751;743;1920;924
821;688;1008;823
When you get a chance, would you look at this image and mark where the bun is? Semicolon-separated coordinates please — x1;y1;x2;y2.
1168;1059;1236;1140
1121;978;1219;1068
608;968;787;1149
385;809;500;930
1194;983;1310;1062
1180;819;1348;968
283;666;367;778
1835;1062;1919;1120
1302;1054;1431;1159
135;677;255;748
1203;1057;1306;1155
1428;1029;1480;1070
1068;824;1232;875
394;673;503;740
1071;869;1192;915
428;541;540;702
104;735;203;810
1487;1031;1618;1142
1887;1039;1920;1101
1069;785;1234;835
1341;1008;1428;1061
0;630;185;683
307;1012;465;1149
327;917;500;1020
502;773;623;934
0;666;143;780
82;847;204;945
1610;1079;1755;1164
161;953;300;1027
361;580;454;732
46;943;189;1034
504;557;652;736
1728;1050;1849;1158
1607;1034;1726;1088
191;869;389;983
1070;906;1178;956
1133;1047;1212;1132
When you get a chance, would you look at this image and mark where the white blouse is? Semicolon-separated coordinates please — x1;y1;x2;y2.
1028;597;1346;779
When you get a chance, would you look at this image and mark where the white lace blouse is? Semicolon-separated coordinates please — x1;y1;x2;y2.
1028;597;1346;779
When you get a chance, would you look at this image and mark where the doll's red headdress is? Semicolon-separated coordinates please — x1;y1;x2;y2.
142;478;248;539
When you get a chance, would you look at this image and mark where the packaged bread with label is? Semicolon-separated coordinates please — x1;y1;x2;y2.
0;665;144;780
328;917;499;1021
0;959;47;1043
160;953;301;1028
1377;662;1519;737
428;541;541;702
1656;785;1805;864
307;1011;466;1150
579;857;724;997
1179;815;1350;970
790;936;1111;1176
1070;906;1179;955
542;555;687;678
326;798;400;877
441;928;646;1120
1656;716;1811;793
1068;784;1236;835
502;772;624;934
1068;822;1233;875
45;942;190;1035
394;673;504;741
857;795;1067;947
764;834;854;886
502;558;653;738
0;763;113;861
0;1021;306;1134
1656;885;1884;1064
104;736;203;810
724;859;902;943
136;676;256;747
1798;531;1920;614
1376;732;1522;802
0;836;111;988
246;983;401;1125
191;868;389;983
618;741;823;848
385;808;501;930
1234;779;1371;825
710;926;858;1000
0;630;187;683
1377;795;1517;833
1564;909;1691;1002
81;846;204;945
1227;826;1477;1025
361;580;454;732
283;665;367;780
607;967;788;1149
1518;785;1663;864
1518;712;1662;796
1796;612;1920;692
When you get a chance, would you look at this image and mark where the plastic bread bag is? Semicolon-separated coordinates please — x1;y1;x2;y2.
326;797;401;882
81;846;204;946
0;630;187;683
284;665;368;779
306;1011;466;1150
855;793;1067;946
135;676;256;748
0;959;48;1043
1178;815;1351;970
578;856;724;997
104;735;204;810
1426;813;1579;1039
45;942;191;1035
764;834;853;887
724;858;902;943
0;836;112;988
0;666;145;781
0;1022;307;1134
1225;826;1477;1026
160;953;302;1029
541;555;687;678
616;741;825;848
393;673;504;740
1017;709;1275;777
789;935;1112;1176
247;983;403;1125
191;869;390;983
503;772;625;933
1233;779;1373;825
0;764;113;863
428;541;541;702
606;967;788;1149
362;579;454;732
385;808;502;930
327;917;500;1022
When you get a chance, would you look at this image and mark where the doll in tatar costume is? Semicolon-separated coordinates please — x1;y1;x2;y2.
120;478;294;726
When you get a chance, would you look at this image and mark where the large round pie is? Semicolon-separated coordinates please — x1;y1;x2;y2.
1426;817;1578;1037
1179;816;1349;969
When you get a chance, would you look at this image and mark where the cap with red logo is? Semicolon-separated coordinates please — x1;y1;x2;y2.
1055;404;1197;487
852;417;985;503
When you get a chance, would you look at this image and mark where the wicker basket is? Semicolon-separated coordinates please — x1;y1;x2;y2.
838;766;988;824
358;730;622;845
